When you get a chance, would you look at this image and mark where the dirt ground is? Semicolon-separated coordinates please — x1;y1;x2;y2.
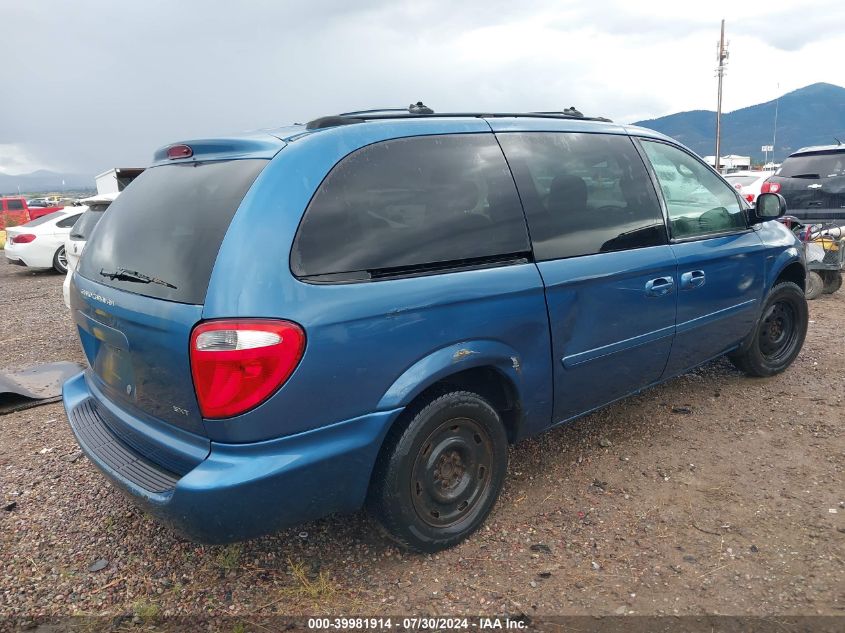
0;263;843;628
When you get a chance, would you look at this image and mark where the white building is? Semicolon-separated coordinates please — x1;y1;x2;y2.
703;155;752;172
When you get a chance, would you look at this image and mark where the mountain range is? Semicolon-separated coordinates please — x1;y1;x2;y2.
634;82;845;163
0;170;94;195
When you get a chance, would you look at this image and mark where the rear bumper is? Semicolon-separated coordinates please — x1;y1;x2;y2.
785;209;845;225
62;371;401;543
4;244;52;269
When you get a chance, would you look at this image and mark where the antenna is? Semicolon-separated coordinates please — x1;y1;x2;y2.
714;19;729;173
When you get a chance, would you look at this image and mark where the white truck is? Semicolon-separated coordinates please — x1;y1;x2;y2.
94;167;144;195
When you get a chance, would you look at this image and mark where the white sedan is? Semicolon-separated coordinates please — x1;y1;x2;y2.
4;209;84;273
724;170;775;204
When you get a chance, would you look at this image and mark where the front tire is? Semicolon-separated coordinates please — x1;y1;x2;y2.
822;271;842;294
53;246;68;274
805;271;823;300
729;281;808;377
368;389;508;553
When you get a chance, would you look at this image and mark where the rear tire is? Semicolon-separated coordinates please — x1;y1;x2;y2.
52;246;68;274
805;271;824;300
729;281;808;377
367;389;508;553
822;271;842;294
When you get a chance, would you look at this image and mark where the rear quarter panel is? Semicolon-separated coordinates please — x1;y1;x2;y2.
203;120;553;443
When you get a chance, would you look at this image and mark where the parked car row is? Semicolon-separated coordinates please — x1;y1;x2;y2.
0;196;65;229
3;192;118;280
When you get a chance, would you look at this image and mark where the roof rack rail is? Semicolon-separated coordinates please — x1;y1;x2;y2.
305;103;611;130
339;102;434;117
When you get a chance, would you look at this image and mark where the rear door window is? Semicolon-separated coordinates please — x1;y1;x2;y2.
70;209;105;240
7;199;24;211
291;134;531;280
78;159;267;304
496;132;667;260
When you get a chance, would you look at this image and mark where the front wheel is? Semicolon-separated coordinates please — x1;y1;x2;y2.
805;271;824;300
729;281;808;377
822;271;842;294
368;389;508;552
53;246;68;274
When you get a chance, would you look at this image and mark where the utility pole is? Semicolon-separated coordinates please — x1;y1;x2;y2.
714;19;729;172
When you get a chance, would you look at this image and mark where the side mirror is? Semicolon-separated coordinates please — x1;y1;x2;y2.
752;192;787;223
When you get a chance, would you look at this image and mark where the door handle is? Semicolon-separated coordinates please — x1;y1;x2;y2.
680;270;706;290
645;276;674;297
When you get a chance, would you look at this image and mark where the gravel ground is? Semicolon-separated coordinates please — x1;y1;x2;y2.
0;263;843;627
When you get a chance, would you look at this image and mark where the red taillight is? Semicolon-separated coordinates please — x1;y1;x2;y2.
189;319;305;419
167;144;193;159
761;181;781;194
12;233;36;244
745;193;755;202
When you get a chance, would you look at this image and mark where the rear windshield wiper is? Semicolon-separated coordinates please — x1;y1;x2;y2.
788;173;821;179
100;267;177;289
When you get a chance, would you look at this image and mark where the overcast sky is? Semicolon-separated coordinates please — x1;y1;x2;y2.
2;0;844;175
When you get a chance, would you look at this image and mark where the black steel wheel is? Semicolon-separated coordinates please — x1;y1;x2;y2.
757;300;799;364
368;389;508;552
729;281;808;377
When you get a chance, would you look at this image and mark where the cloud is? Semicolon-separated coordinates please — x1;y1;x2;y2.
0;144;55;175
1;0;843;175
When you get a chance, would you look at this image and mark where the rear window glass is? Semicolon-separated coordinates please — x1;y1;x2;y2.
777;152;845;178
71;209;105;239
78;159;266;304
291;134;530;280
23;213;64;228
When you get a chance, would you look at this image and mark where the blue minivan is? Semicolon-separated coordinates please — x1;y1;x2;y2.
62;105;807;552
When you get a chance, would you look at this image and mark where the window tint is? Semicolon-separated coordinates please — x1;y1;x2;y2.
78;160;267;304
56;213;82;228
291;134;530;279
641;141;746;239
496;132;666;260
7;199;24;211
776;152;845;178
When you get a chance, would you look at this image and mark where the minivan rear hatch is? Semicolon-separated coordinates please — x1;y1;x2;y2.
72;158;269;436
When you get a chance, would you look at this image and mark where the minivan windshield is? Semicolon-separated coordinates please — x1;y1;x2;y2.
78;159;267;304
777;152;845;178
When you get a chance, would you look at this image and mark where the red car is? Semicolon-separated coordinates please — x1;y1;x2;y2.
0;196;64;230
